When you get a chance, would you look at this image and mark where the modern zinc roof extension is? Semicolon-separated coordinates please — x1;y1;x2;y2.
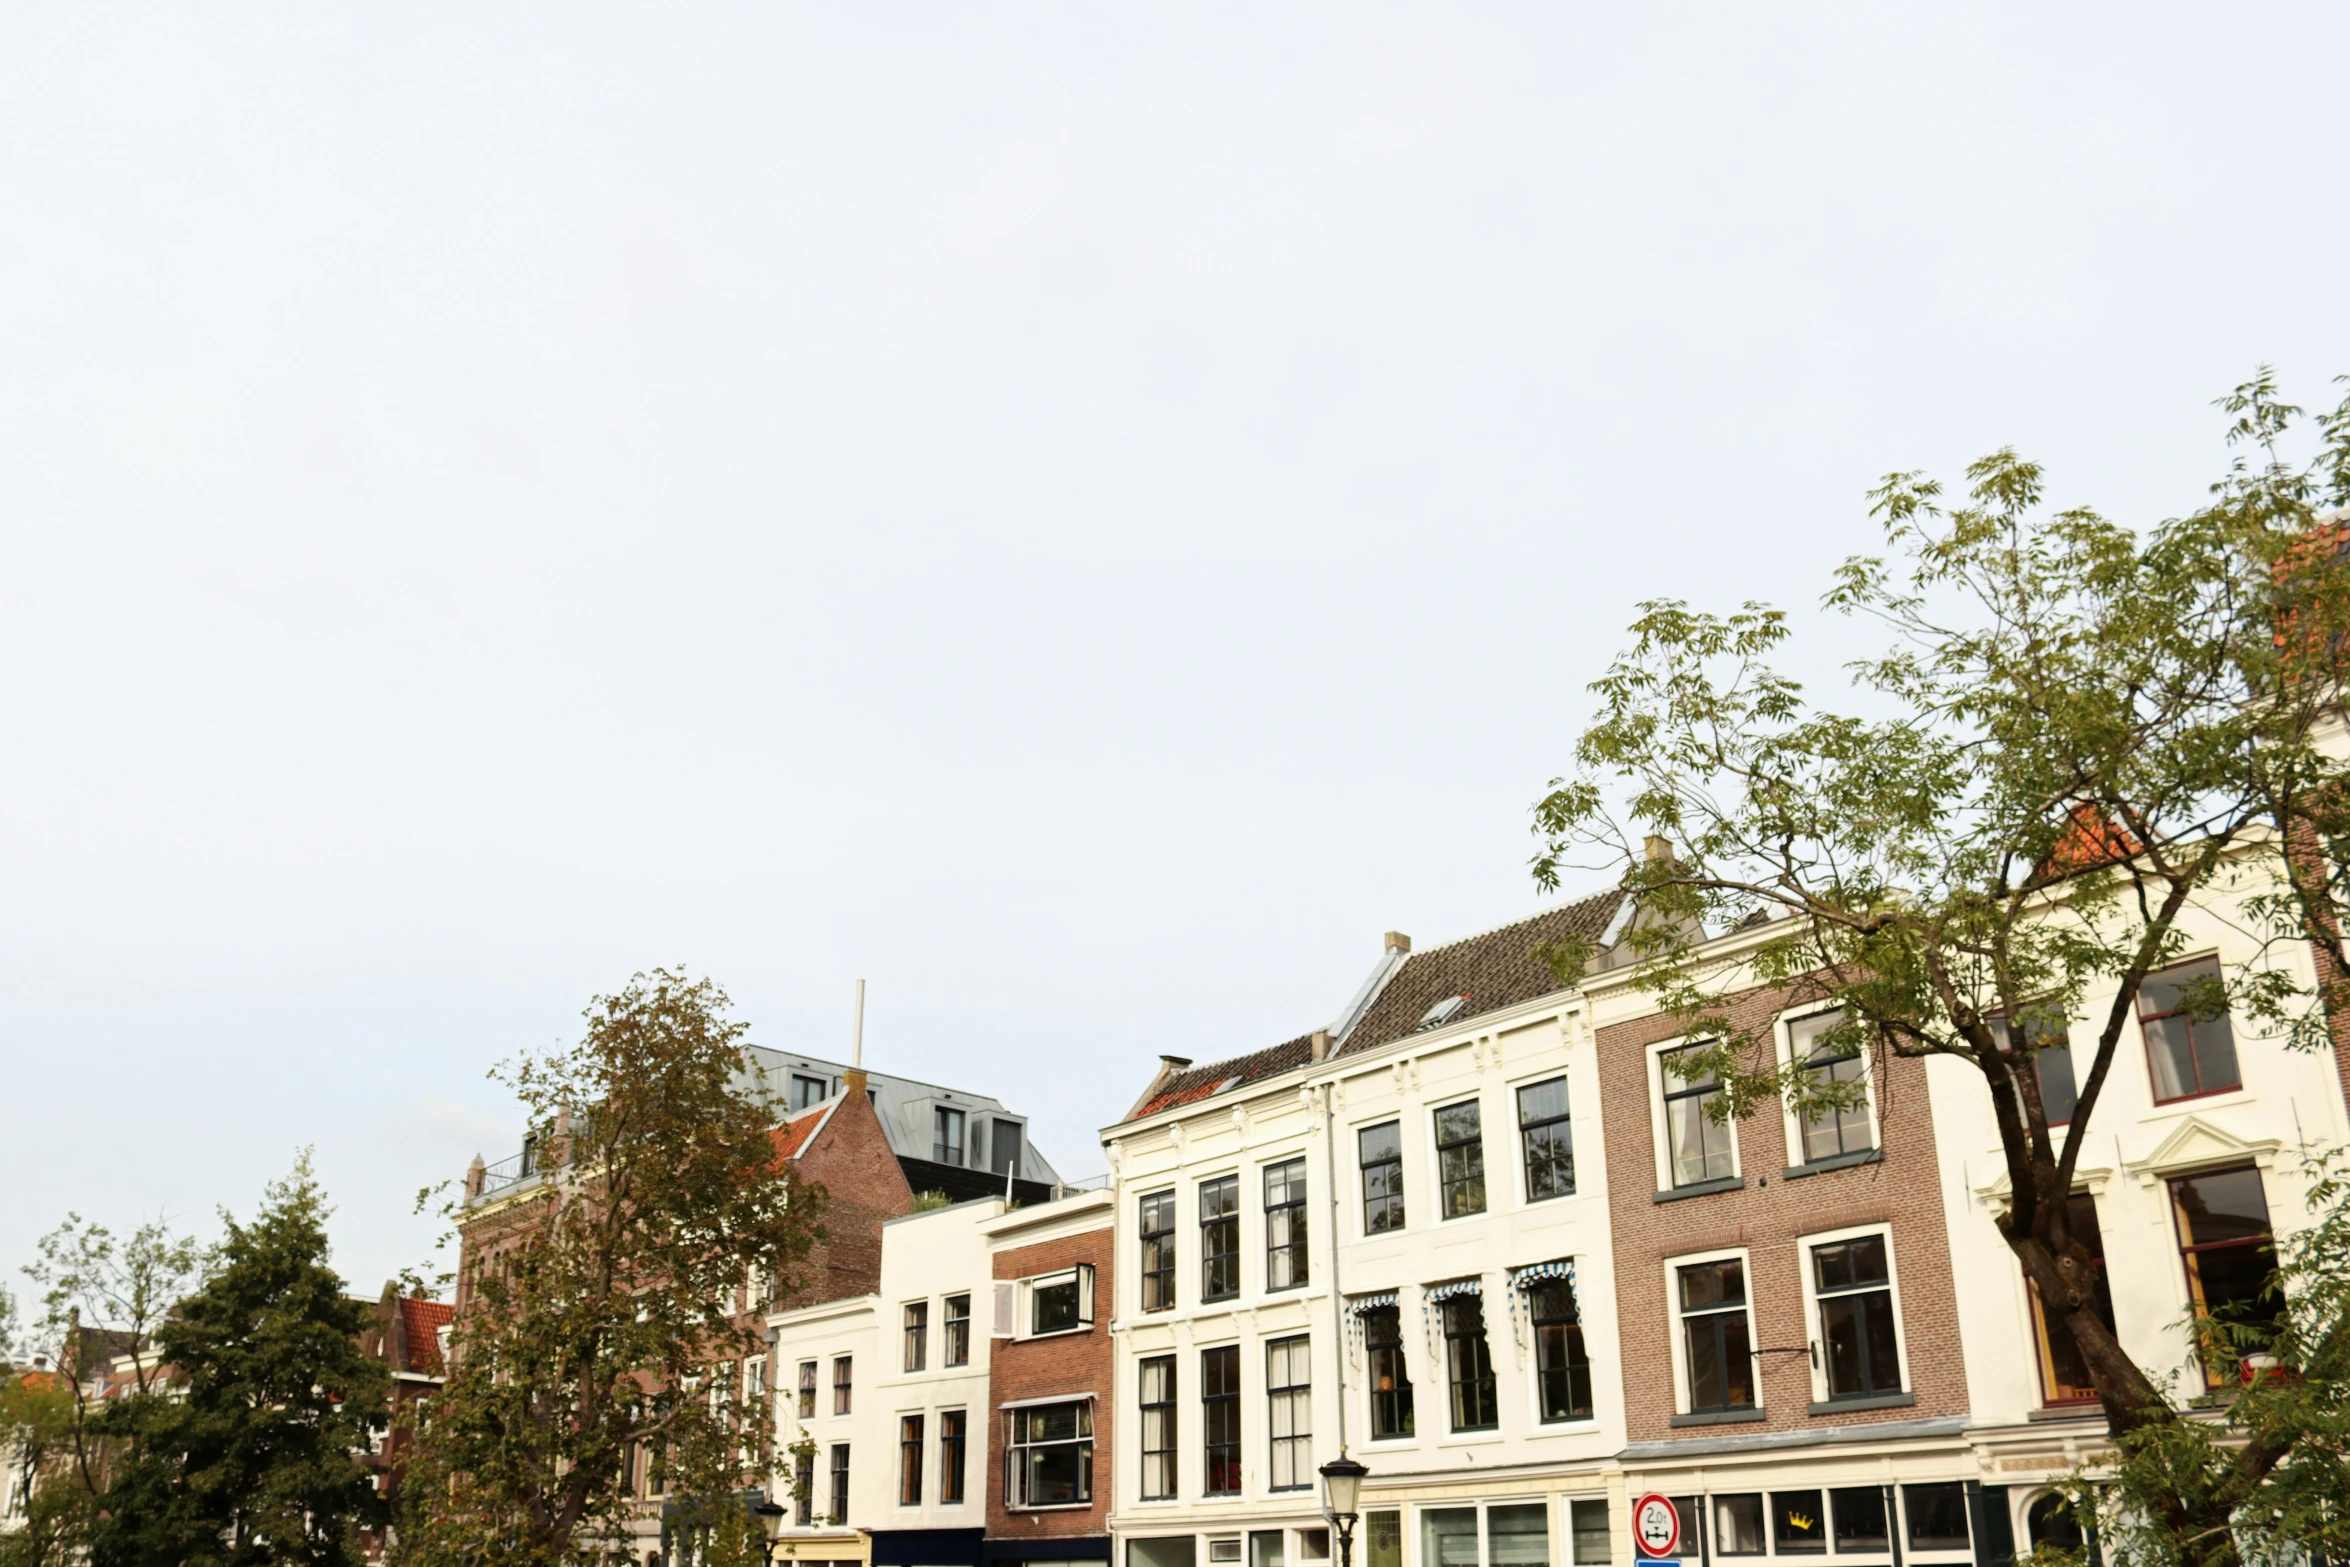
1334;889;1625;1057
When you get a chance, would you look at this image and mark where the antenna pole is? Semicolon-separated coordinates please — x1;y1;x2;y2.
852;979;866;1071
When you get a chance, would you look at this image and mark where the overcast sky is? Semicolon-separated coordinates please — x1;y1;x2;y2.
5;4;2348;1298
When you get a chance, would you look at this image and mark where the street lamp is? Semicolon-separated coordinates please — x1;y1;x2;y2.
1319;1455;1369;1567
752;1496;787;1564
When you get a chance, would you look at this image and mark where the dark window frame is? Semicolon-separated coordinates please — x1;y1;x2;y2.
2028;1193;2113;1406
1202;1344;1242;1496
828;1443;850;1525
1813;1233;1903;1401
832;1355;853;1416
1362;1303;1415;1440
1528;1277;1592;1422
1440;1292;1498;1432
1789;1009;1873;1164
933;1105;967;1166
904;1300;928;1373
1359;1121;1404;1234
1678;1258;1756;1414
1265;1334;1311;1491
1433;1101;1487;1219
943;1293;971;1367
1662;1045;1737;1188
1517;1076;1575;1202
797;1359;817;1420
1264;1159;1308;1291
939;1408;967;1505
2169;1164;2280;1388
1200;1176;1240;1302
1005;1400;1094;1509
1140;1190;1176;1311
1138;1355;1177;1501
2139;956;2244;1104
899;1413;924;1506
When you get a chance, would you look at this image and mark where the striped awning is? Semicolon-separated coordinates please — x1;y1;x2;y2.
1423;1277;1482;1303
1509;1258;1575;1289
1346;1290;1399;1315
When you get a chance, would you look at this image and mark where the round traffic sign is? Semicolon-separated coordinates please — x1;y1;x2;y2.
1632;1493;1681;1558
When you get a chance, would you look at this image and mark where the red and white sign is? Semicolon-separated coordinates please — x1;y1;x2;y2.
1631;1493;1681;1559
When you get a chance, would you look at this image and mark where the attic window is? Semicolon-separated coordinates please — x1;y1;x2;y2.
1416;995;1468;1032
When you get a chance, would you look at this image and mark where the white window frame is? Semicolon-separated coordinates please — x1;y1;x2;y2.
1774;1005;1883;1169
1647;1037;1742;1192
1795;1221;1911;1405
1017;1264;1097;1340
1662;1244;1760;1417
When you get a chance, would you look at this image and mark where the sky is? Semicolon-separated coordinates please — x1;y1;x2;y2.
4;3;2348;1300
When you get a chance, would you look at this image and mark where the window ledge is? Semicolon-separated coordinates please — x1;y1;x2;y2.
2026;1404;2102;1423
1654;1176;1747;1204
1807;1391;1915;1415
1018;1326;1093;1341
1006;1503;1097;1513
1783;1148;1884;1180
1670;1406;1766;1427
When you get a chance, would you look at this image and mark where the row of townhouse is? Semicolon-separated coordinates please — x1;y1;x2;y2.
1095;869;2350;1567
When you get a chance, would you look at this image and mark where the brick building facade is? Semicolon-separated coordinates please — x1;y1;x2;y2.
983;1197;1115;1567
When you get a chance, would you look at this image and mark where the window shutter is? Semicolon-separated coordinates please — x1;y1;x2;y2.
994;1281;1017;1338
1078;1263;1096;1328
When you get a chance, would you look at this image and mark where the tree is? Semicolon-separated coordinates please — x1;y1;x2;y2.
394;969;825;1567
1531;372;2350;1565
88;1153;389;1567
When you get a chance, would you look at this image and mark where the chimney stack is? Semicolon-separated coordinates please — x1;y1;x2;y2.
1384;931;1412;954
1644;835;1674;864
1310;1029;1333;1062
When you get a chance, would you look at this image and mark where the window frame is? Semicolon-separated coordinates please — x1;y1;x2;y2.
1021;1265;1096;1339
1514;1074;1575;1203
1360;1302;1415;1442
1666;1246;1760;1416
933;1105;968;1166
1525;1274;1593;1424
1798;1222;1909;1404
1653;1039;1740;1190
898;1412;925;1506
1358;1120;1405;1235
1201;1344;1242;1497
2168;1163;2280;1388
2027;1190;2113;1407
1438;1290;1499;1432
1200;1175;1241;1302
1432;1099;1488;1220
796;1359;818;1420
828;1442;850;1525
1004;1398;1095;1510
1264;1158;1308;1291
832;1354;853;1416
2138;956;2245;1104
1265;1335;1312;1491
1138;1354;1178;1501
943;1293;971;1367
904;1300;929;1373
1778;1006;1879;1168
1990;1005;2079;1128
1139;1189;1177;1312
938;1407;967;1505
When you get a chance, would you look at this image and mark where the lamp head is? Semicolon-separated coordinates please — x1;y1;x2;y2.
1318;1454;1368;1522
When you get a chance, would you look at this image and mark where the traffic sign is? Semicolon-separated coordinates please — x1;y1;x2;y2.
1631;1493;1681;1559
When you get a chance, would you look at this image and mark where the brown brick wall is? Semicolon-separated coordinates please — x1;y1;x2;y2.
1596;979;1968;1444
793;1086;916;1309
986;1223;1115;1546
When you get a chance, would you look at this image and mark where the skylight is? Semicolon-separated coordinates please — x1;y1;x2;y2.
1415;995;1467;1032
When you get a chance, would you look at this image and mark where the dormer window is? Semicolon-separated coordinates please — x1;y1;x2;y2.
1416;995;1468;1032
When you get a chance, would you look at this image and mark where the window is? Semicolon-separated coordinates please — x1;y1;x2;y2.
939;1409;966;1504
1027;1266;1093;1336
1298;1531;1329;1563
1007;1401;1093;1507
1201;1345;1240;1495
1200;1177;1240;1301
833;1355;853;1415
1831;1488;1888;1553
2171;1165;2280;1384
1486;1503;1546;1567
1772;1491;1825;1554
1362;1303;1415;1439
1359;1121;1405;1233
2025;1492;2085;1550
1139;1356;1177;1500
1789;1010;1873;1163
1366;1513;1401;1567
1813;1234;1902;1399
828;1443;849;1525
934;1106;967;1165
1440;1292;1498;1431
1662;1045;1735;1186
1140;1190;1176;1310
1264;1159;1308;1289
1678;1258;1755;1412
990;1118;1023;1176
2141;957;2242;1101
1266;1336;1311;1491
794;1444;815;1525
943;1294;971;1367
899;1414;924;1505
1714;1494;1764;1554
1528;1278;1592;1422
2030;1192;2114;1405
1518;1077;1574;1200
1902;1483;1970;1551
1250;1532;1285;1567
1992;1007;2078;1126
797;1360;817;1420
904;1301;929;1372
1422;1509;1475;1567
1434;1101;1487;1218
790;1073;829;1111
1568;1499;1611;1565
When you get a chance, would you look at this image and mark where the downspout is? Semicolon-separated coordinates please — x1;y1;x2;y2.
1315;1030;1348;1454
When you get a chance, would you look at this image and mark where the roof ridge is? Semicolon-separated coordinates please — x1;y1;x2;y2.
1405;886;1625;961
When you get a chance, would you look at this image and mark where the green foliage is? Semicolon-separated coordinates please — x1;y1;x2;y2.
89;1152;389;1567
1532;372;2350;1563
910;1189;953;1212
394;969;826;1567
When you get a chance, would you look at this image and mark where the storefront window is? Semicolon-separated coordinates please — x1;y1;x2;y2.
1771;1491;1825;1554
1566;1499;1610;1566
1422;1508;1478;1567
1365;1513;1402;1567
1830;1488;1887;1552
1486;1504;1547;1567
1902;1483;1970;1551
1713;1494;1764;1555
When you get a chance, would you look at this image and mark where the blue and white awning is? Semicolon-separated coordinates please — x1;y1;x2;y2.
1423;1277;1483;1303
1509;1259;1576;1289
1346;1290;1399;1315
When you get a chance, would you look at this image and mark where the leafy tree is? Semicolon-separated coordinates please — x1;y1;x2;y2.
1532;372;2350;1565
394;969;825;1567
89;1153;389;1567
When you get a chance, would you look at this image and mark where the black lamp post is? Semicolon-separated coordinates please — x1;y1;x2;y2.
1319;1455;1369;1567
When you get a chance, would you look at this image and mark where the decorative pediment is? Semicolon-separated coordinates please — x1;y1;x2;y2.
1972;1161;2114;1219
2124;1116;2282;1186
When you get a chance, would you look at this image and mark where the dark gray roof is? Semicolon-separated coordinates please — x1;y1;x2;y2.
1335;889;1625;1057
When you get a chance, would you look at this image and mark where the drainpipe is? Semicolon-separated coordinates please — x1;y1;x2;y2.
1315;1030;1347;1454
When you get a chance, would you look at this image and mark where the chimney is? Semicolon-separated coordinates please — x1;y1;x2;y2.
1644;835;1674;864
1310;1029;1333;1062
464;1154;486;1201
1384;931;1412;954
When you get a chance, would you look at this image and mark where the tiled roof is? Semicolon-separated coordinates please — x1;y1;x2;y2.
399;1298;454;1376
1133;1033;1316;1119
1335;890;1625;1057
770;1103;830;1161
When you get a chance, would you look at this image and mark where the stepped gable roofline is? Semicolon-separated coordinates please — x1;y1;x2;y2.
1333;888;1625;1058
1129;1032;1316;1121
